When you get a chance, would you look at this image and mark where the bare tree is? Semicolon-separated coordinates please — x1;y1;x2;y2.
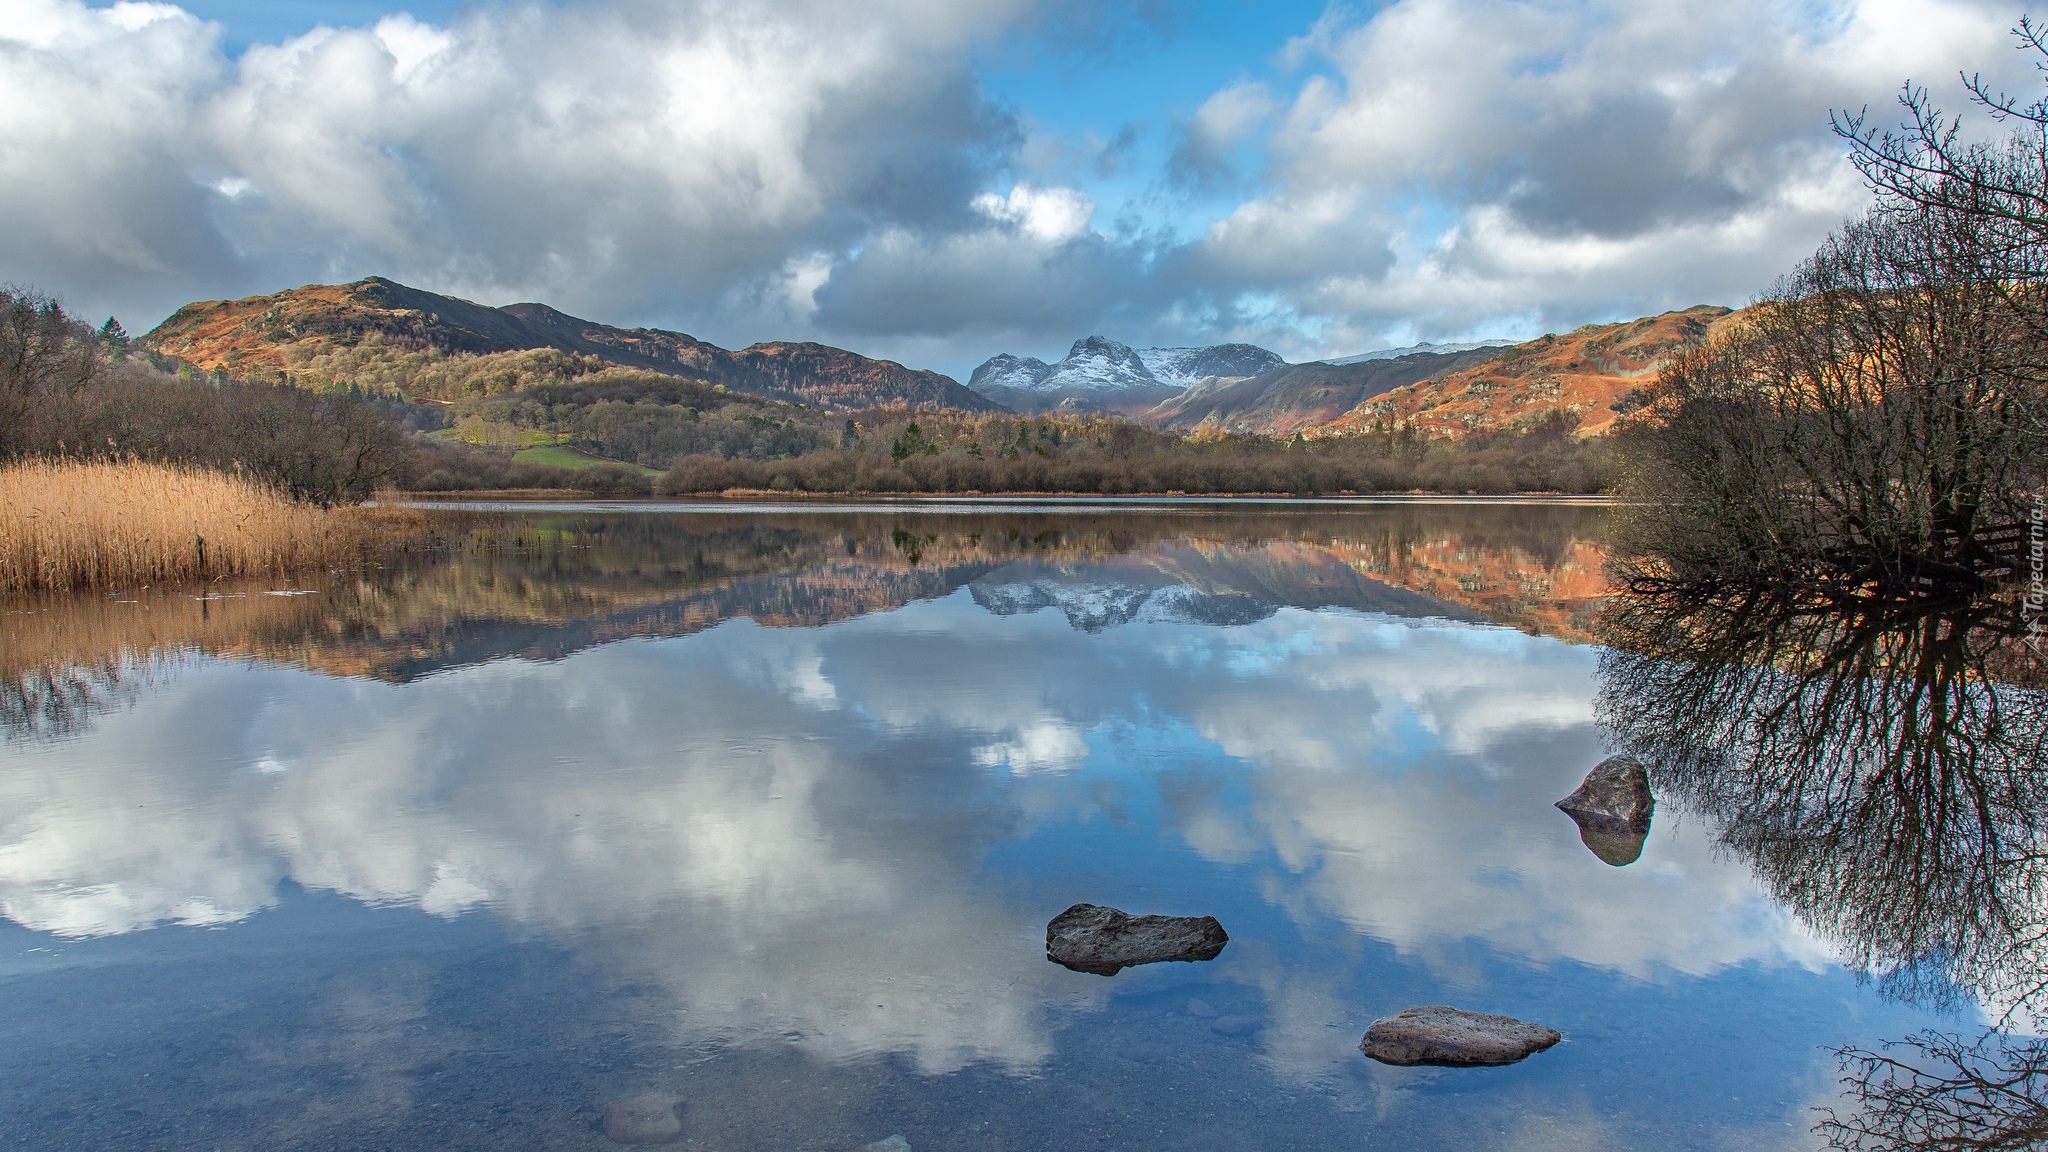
0;286;103;456
1614;202;2047;603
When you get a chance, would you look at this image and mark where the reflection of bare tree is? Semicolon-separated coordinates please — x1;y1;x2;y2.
1598;589;2048;1149
1820;1031;2048;1152
0;657;172;742
1599;592;2048;1015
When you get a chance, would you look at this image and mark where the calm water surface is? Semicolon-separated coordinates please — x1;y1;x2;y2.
0;503;2016;1150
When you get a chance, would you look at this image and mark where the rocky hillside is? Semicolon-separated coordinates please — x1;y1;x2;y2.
1311;306;1735;438
143;277;999;413
1148;346;1506;436
968;336;1282;416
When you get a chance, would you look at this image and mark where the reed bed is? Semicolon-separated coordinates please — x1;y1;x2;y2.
0;459;409;595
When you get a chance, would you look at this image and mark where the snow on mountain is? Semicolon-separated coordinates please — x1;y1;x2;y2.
1323;340;1514;366
1137;343;1284;387
969;579;1275;632
967;353;1054;393
1035;336;1159;392
969;337;1284;397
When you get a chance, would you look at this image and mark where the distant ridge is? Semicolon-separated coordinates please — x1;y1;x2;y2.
967;336;1283;416
1311;307;1735;438
144;277;1000;413
1148;347;1507;436
1323;340;1515;366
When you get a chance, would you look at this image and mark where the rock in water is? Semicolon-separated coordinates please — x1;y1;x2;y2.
1359;1006;1562;1067
1555;754;1654;866
860;1138;912;1152
1045;903;1228;975
603;1094;681;1144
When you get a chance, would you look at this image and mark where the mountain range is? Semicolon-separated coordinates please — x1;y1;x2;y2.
969;310;1731;438
967;336;1284;416
142;276;1730;441
1321;339;1516;365
144;277;999;413
1311;306;1734;438
1146;346;1510;437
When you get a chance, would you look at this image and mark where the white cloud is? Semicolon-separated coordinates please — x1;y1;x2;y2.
974;183;1096;243
0;0;1028;342
0;0;2034;373
1203;0;2031;348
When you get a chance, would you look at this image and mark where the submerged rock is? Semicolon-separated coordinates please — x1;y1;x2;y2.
603;1094;681;1144
860;1138;911;1152
1555;754;1655;866
1045;903;1228;975
1359;1006;1562;1067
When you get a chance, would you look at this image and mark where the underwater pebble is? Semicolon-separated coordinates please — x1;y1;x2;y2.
602;1094;681;1144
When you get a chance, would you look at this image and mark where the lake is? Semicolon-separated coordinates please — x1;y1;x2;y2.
0;500;2028;1151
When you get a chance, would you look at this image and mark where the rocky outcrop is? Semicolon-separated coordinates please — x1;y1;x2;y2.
602;1094;681;1144
1359;1006;1562;1067
1045;903;1228;975
1556;755;1655;866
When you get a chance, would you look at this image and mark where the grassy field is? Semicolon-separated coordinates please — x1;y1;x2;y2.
511;443;661;474
0;459;419;595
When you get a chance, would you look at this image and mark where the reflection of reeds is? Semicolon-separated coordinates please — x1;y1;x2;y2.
0;460;414;595
0;580;332;683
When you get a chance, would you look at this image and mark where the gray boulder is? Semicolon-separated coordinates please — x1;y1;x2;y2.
1359;1006;1562;1067
1045;903;1228;976
1555;754;1654;866
602;1094;681;1144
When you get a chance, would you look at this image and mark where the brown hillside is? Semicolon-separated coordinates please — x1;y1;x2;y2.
142;277;999;413
1311;306;1736;438
1145;346;1504;436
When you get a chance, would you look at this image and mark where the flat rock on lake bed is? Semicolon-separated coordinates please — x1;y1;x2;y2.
603;1094;681;1144
1359;1006;1562;1067
1045;903;1228;975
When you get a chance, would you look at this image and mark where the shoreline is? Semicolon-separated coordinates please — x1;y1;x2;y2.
396;491;1616;512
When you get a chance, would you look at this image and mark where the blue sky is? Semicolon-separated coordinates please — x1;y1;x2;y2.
0;0;2032;377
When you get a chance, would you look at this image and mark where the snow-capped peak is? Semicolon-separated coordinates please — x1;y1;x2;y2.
968;337;1284;397
1138;343;1284;387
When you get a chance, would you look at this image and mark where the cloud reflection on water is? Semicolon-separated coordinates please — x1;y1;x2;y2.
1;568;1831;1078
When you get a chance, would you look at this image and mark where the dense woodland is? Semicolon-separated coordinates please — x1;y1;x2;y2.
655;409;1609;495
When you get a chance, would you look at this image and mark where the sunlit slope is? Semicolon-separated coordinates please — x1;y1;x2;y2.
1146;346;1505;436
1312;306;1736;438
142;276;998;412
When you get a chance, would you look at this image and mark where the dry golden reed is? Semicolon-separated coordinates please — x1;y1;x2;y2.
0;459;393;595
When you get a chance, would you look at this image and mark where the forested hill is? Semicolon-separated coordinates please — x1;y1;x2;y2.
142;277;1000;413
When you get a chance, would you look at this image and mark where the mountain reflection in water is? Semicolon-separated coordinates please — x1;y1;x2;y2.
3;502;1985;1151
2;504;1608;733
1597;589;2048;1151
